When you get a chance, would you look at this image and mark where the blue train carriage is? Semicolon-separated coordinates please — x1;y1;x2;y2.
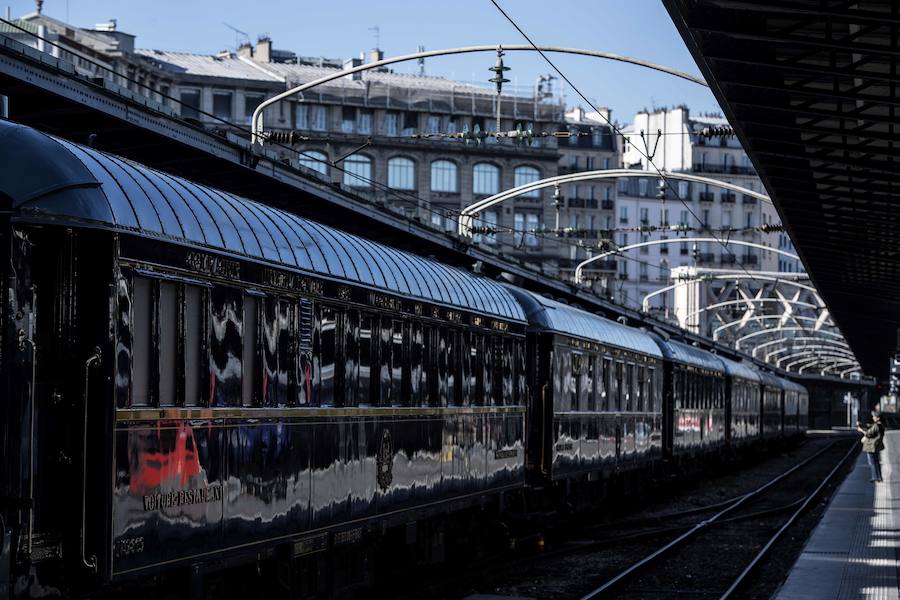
505;289;664;484
0;121;529;589
652;337;727;460
758;370;786;440
717;356;761;449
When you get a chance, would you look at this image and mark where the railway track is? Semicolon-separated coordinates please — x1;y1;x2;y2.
578;439;858;600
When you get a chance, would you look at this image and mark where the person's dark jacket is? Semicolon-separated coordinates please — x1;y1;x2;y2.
862;421;885;453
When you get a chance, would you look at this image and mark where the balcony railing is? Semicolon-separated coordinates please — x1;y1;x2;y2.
697;252;716;263
741;255;759;265
742;194;757;205
568;197;599;209
721;192;736;203
720;255;736;264
692;163;758;176
698;192;715;202
601;199;614;210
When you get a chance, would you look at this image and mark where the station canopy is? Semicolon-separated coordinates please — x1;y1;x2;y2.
665;0;898;377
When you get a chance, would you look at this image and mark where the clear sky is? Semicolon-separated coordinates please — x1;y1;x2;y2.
7;0;721;123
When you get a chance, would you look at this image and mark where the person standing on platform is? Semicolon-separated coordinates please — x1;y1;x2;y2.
857;411;885;483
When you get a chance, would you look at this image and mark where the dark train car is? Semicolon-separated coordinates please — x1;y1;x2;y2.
506;289;664;483
0;121;529;594
718;356;761;449
782;379;808;437
653;338;727;459
758;371;786;440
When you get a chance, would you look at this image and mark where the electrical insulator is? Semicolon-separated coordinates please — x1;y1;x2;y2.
699;125;735;138
488;47;511;95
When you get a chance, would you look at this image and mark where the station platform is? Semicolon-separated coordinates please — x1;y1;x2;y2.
775;430;900;599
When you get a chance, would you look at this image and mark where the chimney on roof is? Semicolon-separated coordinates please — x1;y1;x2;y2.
237;42;253;59
343;56;363;81
368;48;383;64
95;19;117;32
255;36;272;63
35;0;43;15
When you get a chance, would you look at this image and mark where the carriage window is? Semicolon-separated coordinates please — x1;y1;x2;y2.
502;338;514;406
391;319;403;406
359;314;373;405
515;340;526;405
184;285;203;406
262;298;278;406
423;325;436;406
469;334;482;406
131;276;152;406
242;295;258;407
647;366;656;412
319;305;337;406
296;298;314;405
635;365;645;412
157;282;178;406
209;286;243;407
343;310;359;407
480;334;492;406
571;352;583;411
409;321;422;406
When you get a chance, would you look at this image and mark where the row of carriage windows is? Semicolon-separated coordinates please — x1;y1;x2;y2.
553;347;662;413
122;274;525;409
296;152;541;197
672;368;726;411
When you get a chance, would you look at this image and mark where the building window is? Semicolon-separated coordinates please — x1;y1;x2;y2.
212;91;232;120
640;235;649;254
746;212;755;228
640;207;649;225
296;104;309;129
679;210;688;227
342;107;355;133
638;179;649;197
586;156;595;170
474;210;498;245
179;88;201;119
473;163;500;196
430;160;458;192
702;209;710;227
387;157;416;190
402;112;418;136
592;127;604;146
358;109;373;134
431;212;443;229
310;105;327;131
446;118;458;134
384;111;399;136
619;206;629;224
639;262;648;281
660;208;669;227
723;210;732;228
515;213;540;247
604;187;611;200
427;115;441;134
243;92;265;125
515;165;540;198
678;181;689;197
603;157;611;169
298;150;328;175
342;154;372;188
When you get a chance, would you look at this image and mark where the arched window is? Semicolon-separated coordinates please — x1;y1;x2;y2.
514;165;541;198
387;156;416;190
298;150;328;175
342;154;372;188
430;160;458;192
472;162;500;196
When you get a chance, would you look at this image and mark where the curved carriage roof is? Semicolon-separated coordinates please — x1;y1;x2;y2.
0;120;525;322
653;338;726;373
757;370;787;390
504;288;663;358
717;356;760;383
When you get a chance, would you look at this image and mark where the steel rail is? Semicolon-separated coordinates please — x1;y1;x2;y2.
579;440;843;599
718;442;859;599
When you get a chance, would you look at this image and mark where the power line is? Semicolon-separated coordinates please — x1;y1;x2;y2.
486;0;782;295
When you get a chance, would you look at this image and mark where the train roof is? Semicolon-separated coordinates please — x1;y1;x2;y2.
716;355;760;382
757;370;787;389
504;287;663;358
782;379;808;394
0;120;525;322
653;338;726;373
